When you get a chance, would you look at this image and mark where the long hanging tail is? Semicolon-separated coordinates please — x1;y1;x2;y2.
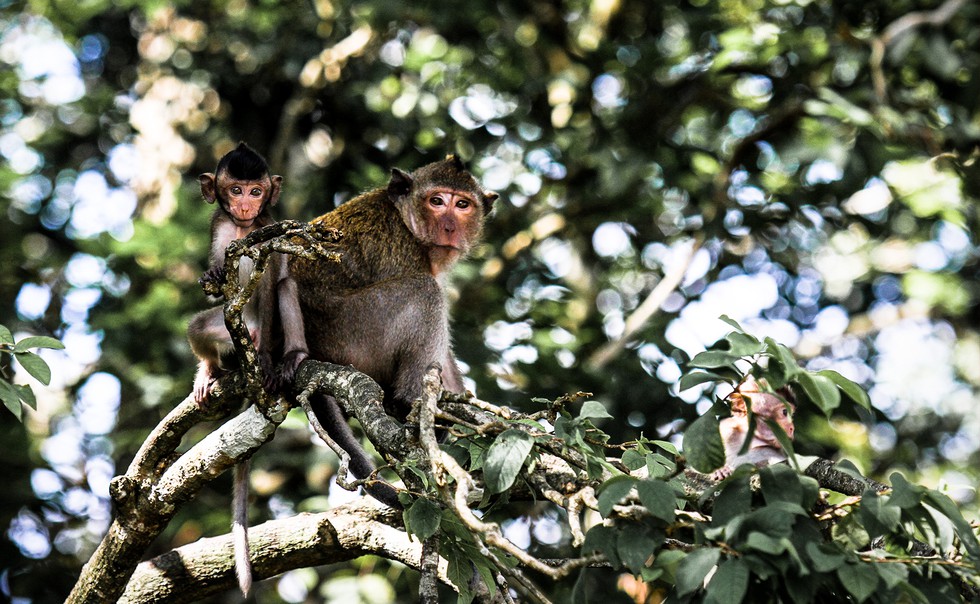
233;459;252;597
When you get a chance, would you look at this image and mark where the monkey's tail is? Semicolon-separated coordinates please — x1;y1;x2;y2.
233;459;252;597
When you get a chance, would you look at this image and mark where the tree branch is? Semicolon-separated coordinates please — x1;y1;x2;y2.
869;0;968;102
119;501;407;603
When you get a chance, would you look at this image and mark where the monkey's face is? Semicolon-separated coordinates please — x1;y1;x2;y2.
747;392;795;445
417;186;483;251
216;173;279;228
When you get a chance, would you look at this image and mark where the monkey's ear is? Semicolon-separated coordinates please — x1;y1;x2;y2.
199;173;217;204
728;391;748;415
482;191;499;215
388;168;414;201
269;175;283;206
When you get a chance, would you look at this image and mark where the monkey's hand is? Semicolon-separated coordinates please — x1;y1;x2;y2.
199;266;227;297
709;465;734;482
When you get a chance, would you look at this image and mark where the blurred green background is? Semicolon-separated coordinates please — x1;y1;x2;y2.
1;0;978;601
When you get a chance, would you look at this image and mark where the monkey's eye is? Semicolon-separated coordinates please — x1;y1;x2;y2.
456;199;470;209
231;186;243;195
781;409;789;417
250;187;263;197
429;195;445;207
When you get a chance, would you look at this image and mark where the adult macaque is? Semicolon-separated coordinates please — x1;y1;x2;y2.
186;142;308;596
187;142;308;402
711;376;796;481
290;155;497;506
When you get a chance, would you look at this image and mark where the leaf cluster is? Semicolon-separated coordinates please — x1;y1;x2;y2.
391;316;979;603
0;324;64;420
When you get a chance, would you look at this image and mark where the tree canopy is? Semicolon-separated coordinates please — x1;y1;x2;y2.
1;0;979;602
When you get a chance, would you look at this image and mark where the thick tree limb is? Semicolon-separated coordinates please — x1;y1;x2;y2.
65;379;285;604
293;359;416;461
119;500;409;603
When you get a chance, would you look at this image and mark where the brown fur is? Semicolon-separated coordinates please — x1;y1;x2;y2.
291;154;496;415
289;155;496;507
711;376;796;480
187;143;308;598
188;143;307;402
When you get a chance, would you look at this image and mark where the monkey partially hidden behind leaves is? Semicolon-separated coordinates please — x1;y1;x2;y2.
711;376;796;480
186;142;308;596
187;142;308;402
289;154;498;507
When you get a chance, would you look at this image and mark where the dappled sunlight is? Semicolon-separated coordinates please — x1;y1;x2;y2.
2;0;980;600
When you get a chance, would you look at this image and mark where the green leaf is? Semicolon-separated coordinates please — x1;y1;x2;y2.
764;337;801;381
718;315;743;331
403;497;442;540
723;331;763;357
797;371;841;415
712;477;751;526
805;542;846;572
636;479;676;523
674;547;721;597
583;525;620;567
483;429;534;494
12;336;65;352
837;561;879;603
646;453;676;479
923;489;980;562
817;370;870;409
621;449;645;471
0;381;25;420
888;472;924;510
0;325;13;345
577;400;612;420
679;370;726;391
651;549;685;584
759;464;803;506
876;561;909;589
446;552;474;603
618;524;664;573
15;351;52;386
18;383;37;411
705;558;749;604
860;490;901;534
682;412;725;473
689;350;740;370
597;475;635;517
744;531;784;554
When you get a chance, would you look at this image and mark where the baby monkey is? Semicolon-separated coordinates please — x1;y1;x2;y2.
186;142;308;597
711;375;796;480
187;142;307;403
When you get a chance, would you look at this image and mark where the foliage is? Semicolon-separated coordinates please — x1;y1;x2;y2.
387;319;980;603
0;324;64;419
